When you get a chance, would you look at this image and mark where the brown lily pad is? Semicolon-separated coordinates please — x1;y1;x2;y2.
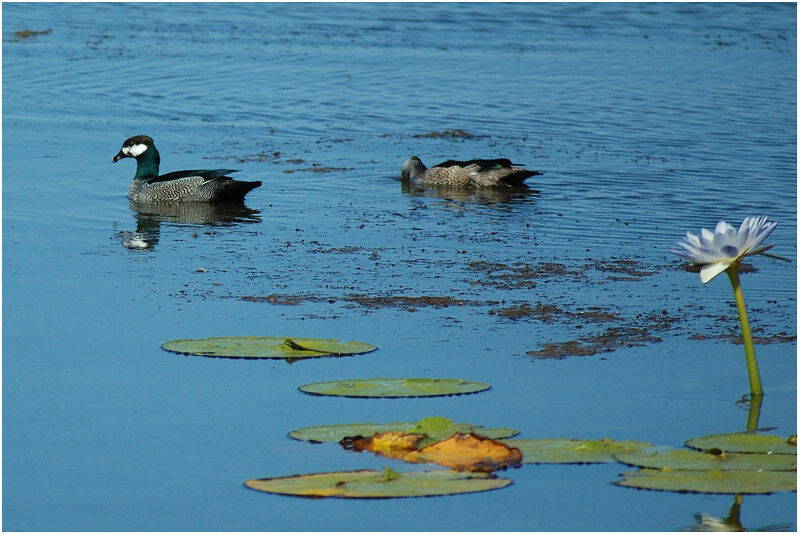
348;431;522;472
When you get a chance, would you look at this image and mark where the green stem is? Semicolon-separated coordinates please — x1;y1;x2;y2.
725;494;744;531
747;392;763;431
725;265;763;396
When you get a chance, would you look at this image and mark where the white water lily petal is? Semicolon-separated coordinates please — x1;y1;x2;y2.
715;221;732;235
684;231;702;248
673;232;721;263
700;228;715;246
739;217;757;246
672;243;716;264
672;216;778;284
712;221;736;250
747;243;776;257
700;260;734;284
745;219;778;255
734;219;752;251
715;220;734;234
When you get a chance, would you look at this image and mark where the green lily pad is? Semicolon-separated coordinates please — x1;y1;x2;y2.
503;438;654;464
161;336;377;360
615;448;796;472
289;417;518;444
406;416;517;446
244;468;511;498
615;468;797;494
407;416;463;436
290;422;425;443
685;432;797;455
298;378;490;398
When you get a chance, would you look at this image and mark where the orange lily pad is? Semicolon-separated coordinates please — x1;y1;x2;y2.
405;432;523;472
348;431;426;460
347;430;522;472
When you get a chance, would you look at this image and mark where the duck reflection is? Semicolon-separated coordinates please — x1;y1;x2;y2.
120;201;261;250
401;180;539;205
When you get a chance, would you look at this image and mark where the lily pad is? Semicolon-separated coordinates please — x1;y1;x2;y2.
615;448;796;472
347;431;427;461
685;432;797;455
615;468;797;494
244;468;511;498
347;431;522;472
408;416;465;437
503;438;654;464
289;418;518;444
404;432;523;472
405;417;518;447
298;378;490;398
291;422;426;443
161;336;377;360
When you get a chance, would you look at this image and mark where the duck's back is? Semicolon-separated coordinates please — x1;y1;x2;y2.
129;169;261;202
433;159;540;187
417;165;473;186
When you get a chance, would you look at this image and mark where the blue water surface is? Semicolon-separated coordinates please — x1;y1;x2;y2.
3;3;797;531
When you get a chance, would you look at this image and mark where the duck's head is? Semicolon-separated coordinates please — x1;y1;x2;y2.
401;156;426;180
113;135;157;163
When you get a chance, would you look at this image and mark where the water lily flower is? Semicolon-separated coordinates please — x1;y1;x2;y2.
671;216;777;284
671;216;779;397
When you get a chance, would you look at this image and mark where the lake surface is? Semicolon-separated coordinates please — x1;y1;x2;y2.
3;2;796;531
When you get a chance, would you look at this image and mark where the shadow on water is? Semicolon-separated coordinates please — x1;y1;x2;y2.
119;201;261;250
400;179;540;206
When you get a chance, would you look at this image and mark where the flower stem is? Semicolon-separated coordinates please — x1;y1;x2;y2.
725;265;763;396
747;392;763;431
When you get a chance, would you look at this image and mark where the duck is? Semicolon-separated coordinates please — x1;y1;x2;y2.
401;156;541;187
113;135;262;202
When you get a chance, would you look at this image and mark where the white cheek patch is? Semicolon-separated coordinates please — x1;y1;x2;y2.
123;143;148;157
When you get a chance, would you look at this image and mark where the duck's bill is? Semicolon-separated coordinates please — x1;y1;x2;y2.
112;150;127;162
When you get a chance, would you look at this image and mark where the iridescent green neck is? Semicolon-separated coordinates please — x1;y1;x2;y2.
133;148;160;181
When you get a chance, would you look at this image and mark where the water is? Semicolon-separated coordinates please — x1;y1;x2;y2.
3;3;796;531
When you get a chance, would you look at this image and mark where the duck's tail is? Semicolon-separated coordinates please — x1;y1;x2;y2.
212;179;262;201
499;169;542;187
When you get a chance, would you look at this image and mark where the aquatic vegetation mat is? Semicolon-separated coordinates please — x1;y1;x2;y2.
615;468;797;494
193;230;794;359
13;28;52;39
289;416;518;444
283;164;351;174
244;468;511;498
160;336;377;360
526;312;678;359
685;432;797;455
614;448;796;472
412;129;484;139
298;378;490;398
502;438;654;464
